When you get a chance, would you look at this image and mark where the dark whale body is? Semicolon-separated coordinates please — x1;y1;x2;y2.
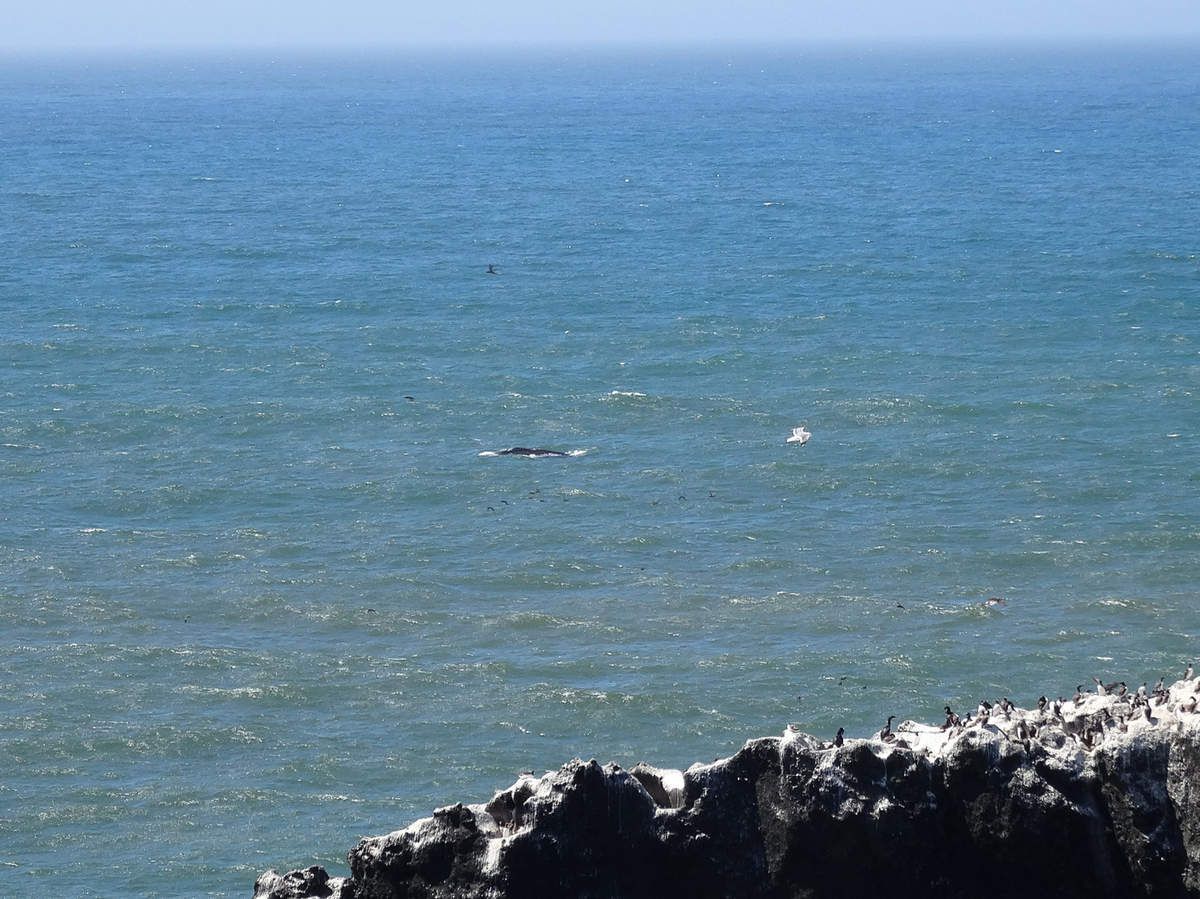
497;447;569;457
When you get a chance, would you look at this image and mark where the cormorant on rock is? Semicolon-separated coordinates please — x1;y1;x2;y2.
1037;695;1048;713
1074;685;1085;706
880;716;896;742
1081;726;1096;750
1094;677;1121;695
834;727;844;747
1186;662;1194;680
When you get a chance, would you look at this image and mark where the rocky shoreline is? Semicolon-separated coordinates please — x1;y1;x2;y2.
256;673;1200;898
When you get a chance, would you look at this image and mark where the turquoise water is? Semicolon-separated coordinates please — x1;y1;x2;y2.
1;44;1198;896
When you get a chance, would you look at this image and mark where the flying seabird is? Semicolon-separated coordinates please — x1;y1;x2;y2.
786;426;811;445
487;264;499;274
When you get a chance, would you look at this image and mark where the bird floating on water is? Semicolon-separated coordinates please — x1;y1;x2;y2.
787;426;811;445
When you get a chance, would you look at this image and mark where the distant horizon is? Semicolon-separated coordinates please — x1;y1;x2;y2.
6;0;1200;55
5;33;1200;61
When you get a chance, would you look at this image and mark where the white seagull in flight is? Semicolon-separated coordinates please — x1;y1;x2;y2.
787;426;811;445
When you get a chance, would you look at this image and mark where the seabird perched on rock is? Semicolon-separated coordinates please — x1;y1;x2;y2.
1074;685;1085;706
1081;726;1097;751
942;706;961;730
1053;697;1064;719
1094;677;1121;696
880;716;896;742
1182;696;1198;715
1185;663;1194;680
1037;695;1048;713
834;727;844;747
1137;683;1148;699
999;697;1013;717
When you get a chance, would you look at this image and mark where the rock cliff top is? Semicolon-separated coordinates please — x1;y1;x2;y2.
256;673;1200;898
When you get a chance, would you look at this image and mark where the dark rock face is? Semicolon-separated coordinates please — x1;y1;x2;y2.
257;687;1200;899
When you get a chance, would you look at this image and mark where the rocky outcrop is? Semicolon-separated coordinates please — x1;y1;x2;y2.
256;677;1200;898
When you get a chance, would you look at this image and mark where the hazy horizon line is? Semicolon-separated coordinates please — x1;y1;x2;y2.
4;33;1200;60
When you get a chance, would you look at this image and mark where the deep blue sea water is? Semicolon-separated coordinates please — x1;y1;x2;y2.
1;43;1198;896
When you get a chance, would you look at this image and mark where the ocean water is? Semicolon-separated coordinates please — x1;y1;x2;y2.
1;43;1198;895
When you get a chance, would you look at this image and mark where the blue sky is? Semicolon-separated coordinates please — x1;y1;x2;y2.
7;0;1200;51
